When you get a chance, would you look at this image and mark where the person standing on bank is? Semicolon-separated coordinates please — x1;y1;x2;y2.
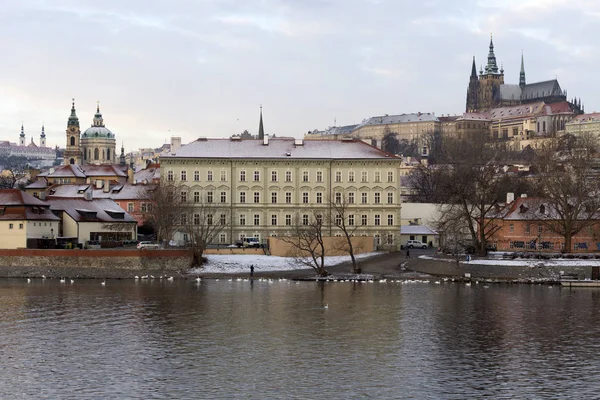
250;265;254;278
406;250;410;259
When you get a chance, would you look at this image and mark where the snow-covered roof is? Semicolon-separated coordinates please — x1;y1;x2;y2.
400;225;438;235
46;197;137;223
162;138;400;160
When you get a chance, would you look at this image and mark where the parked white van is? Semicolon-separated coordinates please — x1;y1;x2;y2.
137;241;160;249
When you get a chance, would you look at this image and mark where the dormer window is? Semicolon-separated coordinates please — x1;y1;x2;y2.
539;204;546;215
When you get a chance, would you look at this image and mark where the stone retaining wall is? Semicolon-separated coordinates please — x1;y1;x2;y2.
408;255;592;281
0;249;191;279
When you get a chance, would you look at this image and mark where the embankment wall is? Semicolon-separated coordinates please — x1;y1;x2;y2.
0;249;191;278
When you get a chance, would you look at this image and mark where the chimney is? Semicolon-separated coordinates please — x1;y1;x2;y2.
171;136;181;153
506;192;515;204
103;179;110;193
128;166;134;184
263;134;269;146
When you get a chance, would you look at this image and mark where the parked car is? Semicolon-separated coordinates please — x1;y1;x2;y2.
137;241;160;249
235;237;261;248
406;240;427;249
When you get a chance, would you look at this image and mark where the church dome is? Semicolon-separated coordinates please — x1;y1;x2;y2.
82;126;114;138
81;103;115;139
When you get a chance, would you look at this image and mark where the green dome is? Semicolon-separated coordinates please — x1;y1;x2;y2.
82;126;114;138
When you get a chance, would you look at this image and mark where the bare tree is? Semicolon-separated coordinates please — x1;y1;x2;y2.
534;133;600;252
406;164;448;203
381;126;400;154
140;182;185;244
431;132;512;255
436;205;476;267
279;210;328;276
0;156;30;189
329;193;364;274
180;199;230;267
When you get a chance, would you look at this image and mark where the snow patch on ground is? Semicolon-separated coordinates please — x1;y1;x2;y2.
419;255;600;267
190;252;383;274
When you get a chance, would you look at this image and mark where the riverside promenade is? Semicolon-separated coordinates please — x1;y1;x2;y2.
270;249;595;282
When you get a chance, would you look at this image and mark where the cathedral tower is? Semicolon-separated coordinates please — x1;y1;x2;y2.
477;35;504;111
64;99;82;165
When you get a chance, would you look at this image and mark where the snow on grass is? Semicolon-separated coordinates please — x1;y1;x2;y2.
190;252;383;274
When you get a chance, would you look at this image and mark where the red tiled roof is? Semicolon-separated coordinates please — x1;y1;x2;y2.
0;189;49;206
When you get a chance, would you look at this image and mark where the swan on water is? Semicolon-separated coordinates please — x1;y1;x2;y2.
101;281;106;286
27;278;31;283
167;276;174;281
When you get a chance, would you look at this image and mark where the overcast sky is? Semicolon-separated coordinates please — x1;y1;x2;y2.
0;0;597;150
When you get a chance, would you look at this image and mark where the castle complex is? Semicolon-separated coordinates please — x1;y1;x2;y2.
466;36;583;113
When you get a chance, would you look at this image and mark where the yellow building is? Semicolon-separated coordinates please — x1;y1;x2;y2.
565;113;600;138
160;137;403;248
0;189;60;249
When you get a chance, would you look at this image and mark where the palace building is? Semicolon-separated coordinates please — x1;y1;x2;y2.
161;137;402;248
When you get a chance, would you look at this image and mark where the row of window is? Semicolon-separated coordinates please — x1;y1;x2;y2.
180;232;395;245
167;169;396;183
508;223;544;235
182;191;395;205
180;213;395;227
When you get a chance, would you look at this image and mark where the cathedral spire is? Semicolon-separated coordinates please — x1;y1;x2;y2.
519;51;526;87
40;124;46;138
484;34;499;75
20;123;25;138
470;56;477;78
258;105;264;140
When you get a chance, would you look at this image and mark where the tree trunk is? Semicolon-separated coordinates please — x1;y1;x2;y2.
564;233;572;253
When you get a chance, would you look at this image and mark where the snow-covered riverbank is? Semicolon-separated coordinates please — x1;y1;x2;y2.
190;252;382;274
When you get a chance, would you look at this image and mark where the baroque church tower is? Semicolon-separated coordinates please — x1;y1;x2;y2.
64;99;82;165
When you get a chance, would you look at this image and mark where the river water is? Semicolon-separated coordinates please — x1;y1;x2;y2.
1;278;600;399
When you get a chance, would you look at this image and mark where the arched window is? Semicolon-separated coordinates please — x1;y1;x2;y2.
69;158;75;164
94;148;99;160
70;136;75;146
537;122;540;132
543;121;546;132
89;149;91;160
83;148;86;160
107;148;111;161
102;149;105;160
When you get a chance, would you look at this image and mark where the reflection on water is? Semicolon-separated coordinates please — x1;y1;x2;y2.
1;279;599;399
